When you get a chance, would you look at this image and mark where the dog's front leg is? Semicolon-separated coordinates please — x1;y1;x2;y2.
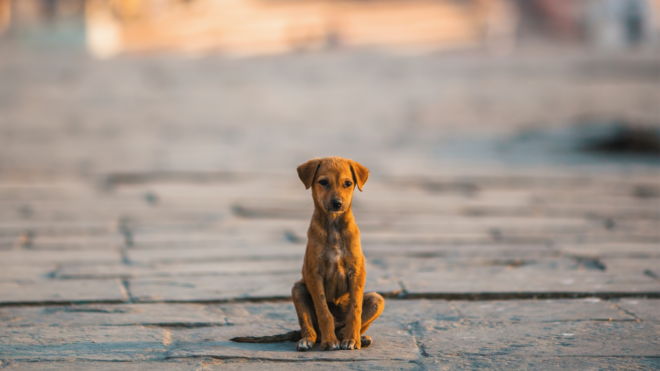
341;270;365;350
306;276;340;351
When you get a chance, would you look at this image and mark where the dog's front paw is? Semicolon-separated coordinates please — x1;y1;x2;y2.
321;339;340;351
296;338;314;351
360;335;373;348
340;338;360;350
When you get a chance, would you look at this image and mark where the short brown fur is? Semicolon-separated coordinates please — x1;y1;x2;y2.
292;156;384;351
230;157;384;351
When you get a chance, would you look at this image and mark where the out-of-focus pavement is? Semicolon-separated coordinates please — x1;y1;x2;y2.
0;44;659;369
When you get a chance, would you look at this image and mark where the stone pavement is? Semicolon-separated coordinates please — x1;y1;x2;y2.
1;170;659;369
0;44;659;369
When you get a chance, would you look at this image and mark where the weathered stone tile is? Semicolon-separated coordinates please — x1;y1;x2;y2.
202;361;420;371
1;360;420;370
618;299;660;322
0;250;121;266
414;321;659;357
57;260;303;279
380;300;461;326
1;361;207;371
381;299;635;324
421;356;660;370
451;299;634;323
0;266;54;282
0;326;166;361
363;244;558;259
561;243;660;258
127;245;304;264
0;280;128;305
392;257;660;295
129;274;300;302
167;322;418;361
18;235;124;250
0;303;226;328
401;269;660;295
214;301;298;326
603;258;660;277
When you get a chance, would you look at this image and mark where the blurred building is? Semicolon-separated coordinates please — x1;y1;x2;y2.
85;0;498;58
1;0;659;57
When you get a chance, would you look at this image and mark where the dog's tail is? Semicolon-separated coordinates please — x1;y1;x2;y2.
230;330;302;343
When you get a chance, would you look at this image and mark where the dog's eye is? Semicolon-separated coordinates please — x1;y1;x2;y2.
318;179;329;186
344;181;352;188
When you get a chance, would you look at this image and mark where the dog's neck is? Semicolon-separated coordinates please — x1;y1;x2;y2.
312;205;355;242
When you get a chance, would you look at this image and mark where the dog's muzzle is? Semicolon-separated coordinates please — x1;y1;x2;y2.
330;198;343;211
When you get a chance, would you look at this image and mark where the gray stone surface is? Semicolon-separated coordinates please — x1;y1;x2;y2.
0;250;121;266
618;299;660;322
56;260;303;279
126;245;305;264
167;322;419;362
0;304;226;328
0;266;54;282
0;326;167;361
421;357;660;371
415;320;659;357
129;274;300;302
0;280;128;305
0;360;421;370
391;257;660;296
0;42;658;368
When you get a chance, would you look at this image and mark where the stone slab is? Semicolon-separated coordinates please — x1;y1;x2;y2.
391;257;660;296
0;326;167;361
127;245;304;264
0;250;121;266
618;299;660;322
450;299;635;323
57;260;303;279
421;357;660;371
0;303;226;328
363;244;558;259
381;299;634;324
603;258;660;277
401;270;660;295
414;320;660;357
128;274;300;302
562;243;660;258
0;360;419;370
0;280;128;305
166;322;418;362
0;266;54;282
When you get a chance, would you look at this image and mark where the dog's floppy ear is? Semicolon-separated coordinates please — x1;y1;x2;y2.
297;158;321;189
349;160;369;192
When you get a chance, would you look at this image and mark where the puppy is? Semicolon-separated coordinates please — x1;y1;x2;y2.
231;157;384;351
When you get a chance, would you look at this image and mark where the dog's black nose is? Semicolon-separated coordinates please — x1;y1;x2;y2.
331;199;343;209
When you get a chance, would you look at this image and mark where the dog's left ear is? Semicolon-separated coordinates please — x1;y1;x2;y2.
349;160;369;192
297;158;321;189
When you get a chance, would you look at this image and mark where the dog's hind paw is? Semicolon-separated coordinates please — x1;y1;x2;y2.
360;335;373;348
296;338;314;351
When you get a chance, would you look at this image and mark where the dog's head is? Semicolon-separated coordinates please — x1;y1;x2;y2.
297;157;369;214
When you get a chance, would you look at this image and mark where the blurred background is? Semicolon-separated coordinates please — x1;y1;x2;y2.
0;0;658;177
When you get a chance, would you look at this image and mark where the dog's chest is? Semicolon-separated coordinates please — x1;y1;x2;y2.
323;231;350;301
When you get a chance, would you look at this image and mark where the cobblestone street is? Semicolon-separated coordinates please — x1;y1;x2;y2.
0;44;659;370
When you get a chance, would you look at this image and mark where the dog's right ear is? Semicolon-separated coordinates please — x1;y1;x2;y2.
297;158;321;189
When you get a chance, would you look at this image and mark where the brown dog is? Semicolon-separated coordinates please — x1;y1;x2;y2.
231;157;384;351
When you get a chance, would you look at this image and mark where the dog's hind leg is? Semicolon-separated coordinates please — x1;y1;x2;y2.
359;292;385;347
292;281;318;351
